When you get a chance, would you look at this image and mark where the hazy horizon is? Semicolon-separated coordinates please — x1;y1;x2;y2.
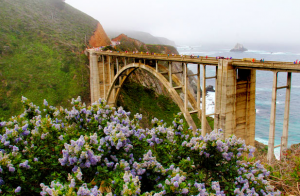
65;0;300;49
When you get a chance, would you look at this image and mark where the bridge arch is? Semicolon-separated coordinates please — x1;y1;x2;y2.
105;62;198;131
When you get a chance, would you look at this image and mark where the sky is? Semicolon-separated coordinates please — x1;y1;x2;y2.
65;0;300;46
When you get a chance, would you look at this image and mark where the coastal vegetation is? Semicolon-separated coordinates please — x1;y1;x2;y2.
112;34;178;55
0;0;98;119
0;97;281;195
255;143;300;195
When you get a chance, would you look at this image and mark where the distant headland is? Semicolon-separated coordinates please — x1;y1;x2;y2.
230;43;248;52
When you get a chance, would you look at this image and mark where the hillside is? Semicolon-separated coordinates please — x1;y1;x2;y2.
112;34;178;54
106;30;176;46
0;0;110;119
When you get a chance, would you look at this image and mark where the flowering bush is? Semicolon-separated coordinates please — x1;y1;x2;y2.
0;97;280;195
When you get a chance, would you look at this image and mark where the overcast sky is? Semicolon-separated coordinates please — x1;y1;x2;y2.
65;0;300;46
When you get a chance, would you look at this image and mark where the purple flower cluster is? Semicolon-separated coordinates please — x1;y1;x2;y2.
19;160;30;169
40;181;64;196
77;183;100;196
15;186;21;193
58;135;101;168
40;169;102;196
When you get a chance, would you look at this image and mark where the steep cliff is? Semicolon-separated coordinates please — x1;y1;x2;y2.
89;22;111;47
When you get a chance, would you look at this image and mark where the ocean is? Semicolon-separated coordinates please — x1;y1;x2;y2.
177;45;300;158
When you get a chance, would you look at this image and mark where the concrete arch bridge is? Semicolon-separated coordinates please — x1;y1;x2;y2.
88;49;300;163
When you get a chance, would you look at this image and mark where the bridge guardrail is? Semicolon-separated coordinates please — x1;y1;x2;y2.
88;49;300;72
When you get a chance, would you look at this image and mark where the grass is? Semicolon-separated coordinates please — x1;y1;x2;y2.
0;0;98;119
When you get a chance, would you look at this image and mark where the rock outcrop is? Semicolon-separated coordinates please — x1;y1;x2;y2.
206;85;215;92
230;43;248;52
89;22;111;47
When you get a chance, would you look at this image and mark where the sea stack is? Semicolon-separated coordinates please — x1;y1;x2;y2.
230;43;248;52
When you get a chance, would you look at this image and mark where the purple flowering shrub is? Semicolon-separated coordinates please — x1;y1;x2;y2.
0;97;280;195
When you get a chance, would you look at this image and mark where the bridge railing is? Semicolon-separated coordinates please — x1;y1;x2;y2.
90;50;300;71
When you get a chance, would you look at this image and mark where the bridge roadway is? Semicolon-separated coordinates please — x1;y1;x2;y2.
89;49;296;164
93;50;300;72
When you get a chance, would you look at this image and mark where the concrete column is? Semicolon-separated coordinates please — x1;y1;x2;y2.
184;63;188;111
214;66;218;130
111;58;115;103
182;63;184;86
281;72;292;156
214;60;237;139
109;56;111;88
247;69;256;146
235;69;256;146
214;60;223;131
220;60;236;138
197;64;201;119
102;56;106;99
169;61;172;87
268;71;278;164
89;52;100;103
202;64;207;136
116;57;119;73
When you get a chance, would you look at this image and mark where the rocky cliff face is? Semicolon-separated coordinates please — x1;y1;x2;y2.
89;22;111;47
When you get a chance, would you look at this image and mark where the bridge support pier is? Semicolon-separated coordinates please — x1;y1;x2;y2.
281;72;291;157
268;72;292;164
201;64;207;136
214;60;256;146
90;52;101;103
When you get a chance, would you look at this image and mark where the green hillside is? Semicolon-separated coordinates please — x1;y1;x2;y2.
0;0;98;119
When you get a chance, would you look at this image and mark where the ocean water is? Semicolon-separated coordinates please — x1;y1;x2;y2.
177;45;300;158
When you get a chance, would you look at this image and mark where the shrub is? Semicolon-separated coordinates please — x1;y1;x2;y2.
0;97;280;195
102;46;115;51
264;144;300;195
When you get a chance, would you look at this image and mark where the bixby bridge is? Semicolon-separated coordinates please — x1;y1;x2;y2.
88;49;300;163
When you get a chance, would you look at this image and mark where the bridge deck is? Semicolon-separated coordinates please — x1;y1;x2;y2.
92;50;300;73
